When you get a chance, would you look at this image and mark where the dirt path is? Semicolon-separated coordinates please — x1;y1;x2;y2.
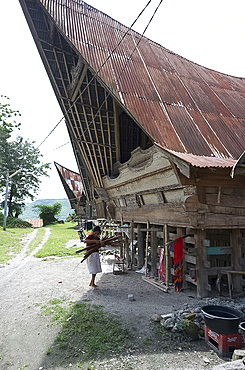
0;230;229;370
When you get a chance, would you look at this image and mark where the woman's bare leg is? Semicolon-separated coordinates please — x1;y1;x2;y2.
89;274;98;287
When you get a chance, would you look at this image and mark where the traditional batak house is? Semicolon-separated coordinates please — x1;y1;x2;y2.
19;0;245;297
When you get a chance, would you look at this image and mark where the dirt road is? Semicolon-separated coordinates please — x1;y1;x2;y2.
0;229;228;369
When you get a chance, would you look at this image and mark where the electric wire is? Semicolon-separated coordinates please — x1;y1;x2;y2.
37;0;153;149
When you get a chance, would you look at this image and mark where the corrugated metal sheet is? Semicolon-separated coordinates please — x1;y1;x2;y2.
21;0;245;161
166;149;236;168
55;162;83;201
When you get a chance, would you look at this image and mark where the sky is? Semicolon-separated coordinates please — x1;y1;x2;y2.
0;0;244;201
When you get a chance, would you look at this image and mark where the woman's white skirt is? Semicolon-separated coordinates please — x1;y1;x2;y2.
87;252;102;274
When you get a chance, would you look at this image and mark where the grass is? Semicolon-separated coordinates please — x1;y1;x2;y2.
34;223;80;258
39;298;134;365
0;222;81;263
0;228;33;264
27;227;46;255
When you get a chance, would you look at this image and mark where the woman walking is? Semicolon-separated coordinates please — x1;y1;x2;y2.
85;226;104;288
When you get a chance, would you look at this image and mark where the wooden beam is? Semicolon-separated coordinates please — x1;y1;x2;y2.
151;228;158;277
130;220;135;270
86;78;106;177
104;89;113;172
94;79;109;175
71;64;88;102
142;276;169;293
195;229;209;298
137;223;144;269
145;221;150;277
113;100;121;163
231;229;243;294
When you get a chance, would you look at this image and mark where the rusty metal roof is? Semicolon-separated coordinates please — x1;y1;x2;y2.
165;149;236;168
20;0;245;161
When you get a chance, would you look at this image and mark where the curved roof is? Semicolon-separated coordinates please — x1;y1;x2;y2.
21;0;245;160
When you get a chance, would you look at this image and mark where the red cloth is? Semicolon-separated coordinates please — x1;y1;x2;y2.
173;237;183;292
158;248;165;282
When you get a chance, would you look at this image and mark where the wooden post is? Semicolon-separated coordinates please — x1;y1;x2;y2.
130;220;135;270
195;229;209;298
230;229;243;294
151;228;158;277
145;221;150;277
120;217;124;259
164;224;169;287
137;223;144;269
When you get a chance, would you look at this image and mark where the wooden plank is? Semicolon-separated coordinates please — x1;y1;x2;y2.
206;246;232;255
185;255;196;265
185;274;197;286
142;276;169;292
208;265;233;275
187;248;197;256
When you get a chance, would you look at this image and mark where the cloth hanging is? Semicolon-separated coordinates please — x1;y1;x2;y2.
158;248;165;282
174;237;183;292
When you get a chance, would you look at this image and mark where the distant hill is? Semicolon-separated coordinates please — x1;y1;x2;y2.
21;199;73;221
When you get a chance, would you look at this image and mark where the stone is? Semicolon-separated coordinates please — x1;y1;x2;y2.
161;313;174;320
182;320;199;340
160;318;166;326
210;359;245;369
163;318;175;330
151;314;162;322
232;349;245;361
172;321;184;333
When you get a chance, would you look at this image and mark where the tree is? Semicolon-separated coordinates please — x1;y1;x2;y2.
0;96;51;217
33;202;62;225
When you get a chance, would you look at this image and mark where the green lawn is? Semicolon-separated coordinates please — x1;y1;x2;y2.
27;227;46;255
0;222;81;263
34;223;81;258
0;228;33;264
